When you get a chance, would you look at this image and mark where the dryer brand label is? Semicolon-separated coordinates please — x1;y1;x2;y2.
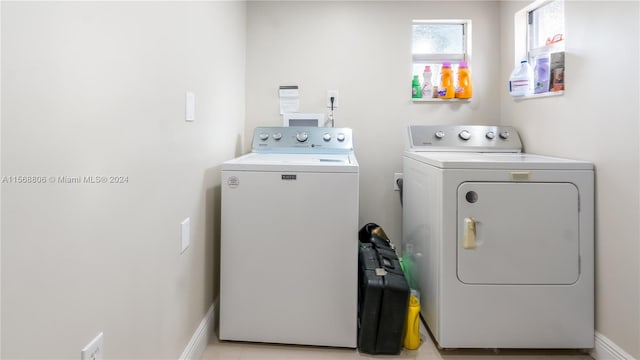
510;171;531;181
281;174;297;180
227;176;239;188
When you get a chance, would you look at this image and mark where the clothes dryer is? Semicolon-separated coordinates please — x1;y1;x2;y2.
220;126;359;348
402;125;594;349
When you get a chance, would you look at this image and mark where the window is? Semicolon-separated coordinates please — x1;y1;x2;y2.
411;20;472;99
528;0;565;58
515;0;565;94
412;22;467;61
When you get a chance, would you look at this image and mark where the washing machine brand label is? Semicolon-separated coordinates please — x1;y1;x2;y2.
227;176;239;188
281;174;297;180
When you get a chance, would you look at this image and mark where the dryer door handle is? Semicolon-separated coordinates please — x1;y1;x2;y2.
463;217;477;250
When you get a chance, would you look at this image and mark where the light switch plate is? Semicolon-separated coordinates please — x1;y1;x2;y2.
186;92;195;121
181;218;190;253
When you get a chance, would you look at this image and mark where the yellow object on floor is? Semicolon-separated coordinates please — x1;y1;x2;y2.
404;294;421;350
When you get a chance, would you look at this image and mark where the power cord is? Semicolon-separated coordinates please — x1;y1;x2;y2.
329;96;335;127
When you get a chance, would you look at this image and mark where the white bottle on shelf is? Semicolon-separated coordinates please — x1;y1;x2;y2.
509;60;534;97
422;65;433;98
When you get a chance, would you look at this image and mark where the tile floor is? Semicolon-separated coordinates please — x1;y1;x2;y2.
202;323;593;360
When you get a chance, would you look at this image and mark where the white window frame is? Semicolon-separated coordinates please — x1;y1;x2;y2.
412;19;472;65
514;0;564;66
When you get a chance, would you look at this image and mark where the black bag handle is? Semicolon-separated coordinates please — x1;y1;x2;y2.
358;223;392;249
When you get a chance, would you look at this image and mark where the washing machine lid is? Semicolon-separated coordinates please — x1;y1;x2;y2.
404;151;593;170
222;152;359;173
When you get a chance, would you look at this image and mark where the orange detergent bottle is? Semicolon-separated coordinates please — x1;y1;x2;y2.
455;61;473;99
438;61;455;99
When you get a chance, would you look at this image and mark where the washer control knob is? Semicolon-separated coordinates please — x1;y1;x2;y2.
259;132;269;141
459;130;471;141
337;133;346;142
272;132;282;141
296;131;309;142
499;131;510;140
486;131;496;140
435;131;445;139
322;133;332;142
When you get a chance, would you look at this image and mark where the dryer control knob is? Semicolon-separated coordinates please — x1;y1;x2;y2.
272;132;282;141
337;133;346;142
499;131;510;140
259;132;269;141
486;131;496;140
435;131;445;139
323;133;332;142
296;131;309;142
459;130;471;141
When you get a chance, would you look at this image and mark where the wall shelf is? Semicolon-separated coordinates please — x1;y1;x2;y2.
412;98;472;103
512;91;564;101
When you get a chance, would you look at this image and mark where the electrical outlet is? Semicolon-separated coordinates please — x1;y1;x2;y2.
81;332;103;360
326;90;339;108
393;173;403;191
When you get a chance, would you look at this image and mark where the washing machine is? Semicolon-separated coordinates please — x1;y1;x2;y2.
402;125;594;349
220;126;358;348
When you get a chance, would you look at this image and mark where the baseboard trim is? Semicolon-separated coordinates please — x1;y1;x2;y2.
179;301;217;360
591;331;637;360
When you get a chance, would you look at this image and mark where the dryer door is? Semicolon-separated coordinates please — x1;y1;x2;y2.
457;182;580;285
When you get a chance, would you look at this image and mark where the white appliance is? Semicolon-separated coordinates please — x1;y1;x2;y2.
220;126;359;348
402;125;594;349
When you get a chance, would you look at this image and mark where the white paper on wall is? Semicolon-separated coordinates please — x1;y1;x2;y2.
279;85;299;114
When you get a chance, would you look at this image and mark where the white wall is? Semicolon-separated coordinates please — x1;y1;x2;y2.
1;1;246;358
246;0;501;243
499;1;640;358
